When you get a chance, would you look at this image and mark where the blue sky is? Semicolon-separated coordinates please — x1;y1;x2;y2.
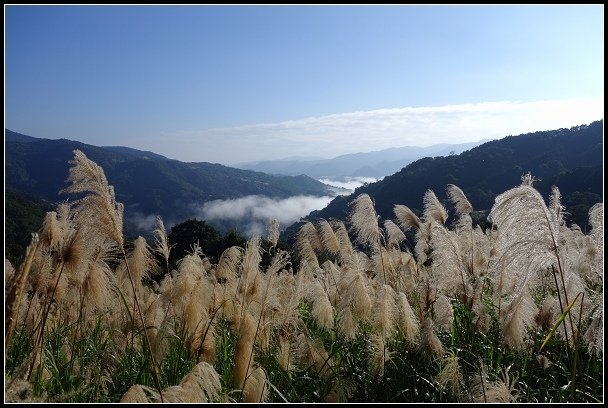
5;5;604;164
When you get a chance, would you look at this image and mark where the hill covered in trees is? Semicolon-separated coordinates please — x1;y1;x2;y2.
286;120;603;241
5;130;334;234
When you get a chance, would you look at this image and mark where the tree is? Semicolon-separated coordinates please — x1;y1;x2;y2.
167;218;222;264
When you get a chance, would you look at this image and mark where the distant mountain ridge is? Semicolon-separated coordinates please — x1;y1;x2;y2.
285;120;603;241
5;130;335;236
236;140;490;179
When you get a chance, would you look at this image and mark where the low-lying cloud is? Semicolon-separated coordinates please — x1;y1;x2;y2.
319;177;380;194
196;195;334;237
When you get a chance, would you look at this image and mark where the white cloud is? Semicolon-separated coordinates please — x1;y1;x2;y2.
129;211;159;231
319;177;380;194
150;97;603;164
196;195;335;236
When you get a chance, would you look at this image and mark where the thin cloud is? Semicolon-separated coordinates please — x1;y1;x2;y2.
156;97;603;164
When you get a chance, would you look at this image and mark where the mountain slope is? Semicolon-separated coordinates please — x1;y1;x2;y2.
236;140;488;179
293;120;603;236
5;132;335;235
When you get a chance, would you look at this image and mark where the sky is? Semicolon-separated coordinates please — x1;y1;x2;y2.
5;5;604;165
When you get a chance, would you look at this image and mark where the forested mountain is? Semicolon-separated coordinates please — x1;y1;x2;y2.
288;120;603;240
5;130;334;236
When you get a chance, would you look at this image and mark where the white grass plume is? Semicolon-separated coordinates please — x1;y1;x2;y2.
242;366;268;403
488;180;563;346
446;184;472;216
436;352;463;396
152;215;173;270
297;221;322;252
216;246;244;284
267;218;280;248
423;190;448;225
394;204;422;232
349;193;382;248
317;219;341;255
331;220;355;267
384;219;406;249
396;291;420;344
61;150;124;247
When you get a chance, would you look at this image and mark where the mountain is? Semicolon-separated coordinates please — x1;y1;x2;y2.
286;120;603;240
236;140;489;179
5;131;335;236
5;129;46;143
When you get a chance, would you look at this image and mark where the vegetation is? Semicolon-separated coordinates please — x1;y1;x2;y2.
5;129;334;238
305;120;603;234
4;188;54;265
4;150;603;403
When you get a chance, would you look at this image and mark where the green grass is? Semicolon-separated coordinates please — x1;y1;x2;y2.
5;296;603;403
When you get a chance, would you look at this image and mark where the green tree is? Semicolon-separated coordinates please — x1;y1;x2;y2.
167;218;222;264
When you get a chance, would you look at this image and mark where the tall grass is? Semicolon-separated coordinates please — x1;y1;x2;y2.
4;151;603;403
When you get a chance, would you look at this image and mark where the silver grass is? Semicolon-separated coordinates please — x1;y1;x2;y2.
41;211;61;250
372;284;397;338
436;352;463;396
266;218;280;248
502;292;538;350
216;246;244;284
295;334;333;380
384;219;406;249
81;238;118;313
321;260;342;305
433;294;454;332
304;280;334;330
331;220;355;267
61;150;124;247
446;184;473;216
5;233;40;347
414;221;433;264
317;219;341;255
549;185;566;226
240;237;262;297
278;337;294;372
152;215;173;269
336;306;357;340
5;259;15;296
423;190;448;225
488;182;562;335
120;384;156;403
180;361;221;402
128;236;155;285
343;272;372;319
420;319;444;355
157;361;221;403
583;303;603;355
349;193;382;248
471;366;519;403
395;291;420;344
394;204;422;232
429;220;471;299
297;221;322;252
297;238;319;269
588;203;603;282
369;333;389;376
370;246;398;285
242;366;268;403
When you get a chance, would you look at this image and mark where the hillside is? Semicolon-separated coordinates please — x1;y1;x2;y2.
287;120;603;240
5;131;335;236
